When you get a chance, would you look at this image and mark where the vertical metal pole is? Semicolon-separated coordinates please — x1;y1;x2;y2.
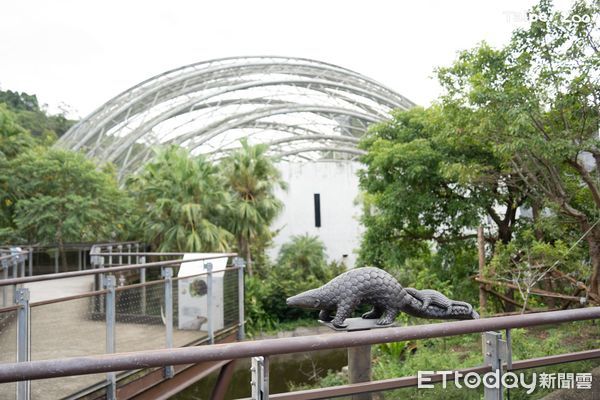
206;262;214;344
83;248;87;270
16;288;30;400
28;248;33;277
108;245;113;267
127;244;132;265
162;267;174;378
251;356;269;400
235;257;245;340
77;249;82;271
104;276;116;400
54;249;58;274
19;257;25;279
140;256;147;315
117;245;122;265
2;259;8;307
505;329;513;370
483;331;506;400
12;257;18;302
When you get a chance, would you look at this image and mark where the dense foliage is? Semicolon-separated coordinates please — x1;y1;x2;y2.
245;234;345;334
0;100;130;269
0;89;74;138
127;146;232;253
358;0;600;309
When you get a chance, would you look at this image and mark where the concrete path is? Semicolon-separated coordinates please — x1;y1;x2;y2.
0;277;208;399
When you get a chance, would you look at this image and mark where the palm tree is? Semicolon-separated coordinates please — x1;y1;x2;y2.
128;146;232;252
221;139;286;275
277;234;328;279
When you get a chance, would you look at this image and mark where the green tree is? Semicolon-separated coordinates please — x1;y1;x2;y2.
0;103;35;160
358;106;527;299
0;148;131;269
221;139;286;276
0;89;76;138
277;234;328;280
128;146;232;252
436;0;600;298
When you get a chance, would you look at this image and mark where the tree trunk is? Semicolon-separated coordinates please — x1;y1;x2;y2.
587;228;600;297
531;202;544;241
240;238;253;277
477;226;487;315
56;227;68;273
504;289;516;312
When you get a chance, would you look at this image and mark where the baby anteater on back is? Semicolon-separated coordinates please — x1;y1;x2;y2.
286;267;479;328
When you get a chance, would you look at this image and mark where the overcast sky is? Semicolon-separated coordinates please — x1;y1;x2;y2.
2;0;566;118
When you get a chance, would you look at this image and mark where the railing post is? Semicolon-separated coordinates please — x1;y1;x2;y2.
251;356;269;400
108;245;113;267
348;345;372;400
206;262;214;344
15;287;30;400
12;256;18;302
127;244;132;265
483;331;507;400
54;248;58;274
19;256;25;280
2;257;8;307
162;267;174;379
28;248;32;277
140;256;147;315
104;275;116;400
117;245;123;265
235;257;245;340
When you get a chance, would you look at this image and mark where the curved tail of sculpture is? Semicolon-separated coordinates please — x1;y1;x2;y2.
398;288;480;320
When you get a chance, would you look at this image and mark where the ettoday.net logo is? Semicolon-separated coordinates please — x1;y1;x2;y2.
417;371;593;394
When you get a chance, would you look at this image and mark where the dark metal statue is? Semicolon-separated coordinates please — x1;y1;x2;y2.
286;267;479;328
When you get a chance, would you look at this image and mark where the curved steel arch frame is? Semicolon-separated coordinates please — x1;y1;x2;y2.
57;56;415;177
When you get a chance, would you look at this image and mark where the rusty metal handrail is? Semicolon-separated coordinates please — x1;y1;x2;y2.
264;348;600;400
0;307;598;383
17;265;242;308
0;253;238;287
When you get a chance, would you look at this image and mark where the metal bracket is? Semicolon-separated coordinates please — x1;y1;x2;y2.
483;331;507;400
251;356;269;400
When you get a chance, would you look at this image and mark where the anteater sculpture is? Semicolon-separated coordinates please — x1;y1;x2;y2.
286;267;479;328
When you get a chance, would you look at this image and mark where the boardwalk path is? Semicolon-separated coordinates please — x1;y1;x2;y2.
0;277;205;399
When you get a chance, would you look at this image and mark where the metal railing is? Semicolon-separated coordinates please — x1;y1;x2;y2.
0;248;245;400
0;307;598;399
0;249;31;308
1;241;146;279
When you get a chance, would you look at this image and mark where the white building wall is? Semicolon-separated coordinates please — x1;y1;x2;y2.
269;161;363;268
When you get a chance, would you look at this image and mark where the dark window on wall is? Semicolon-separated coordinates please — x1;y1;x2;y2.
314;193;321;227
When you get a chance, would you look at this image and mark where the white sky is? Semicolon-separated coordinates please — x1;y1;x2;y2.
1;0;566;119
